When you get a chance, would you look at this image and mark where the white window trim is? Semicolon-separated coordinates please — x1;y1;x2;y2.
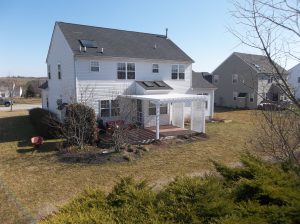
148;102;168;116
117;62;135;80
249;93;254;102
171;64;185;80
232;74;238;84
233;91;238;101
47;64;51;79
213;75;219;83
152;63;159;73
90;61;100;72
99;100;120;118
58;63;61;79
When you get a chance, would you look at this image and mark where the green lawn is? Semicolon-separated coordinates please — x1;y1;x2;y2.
0;109;254;223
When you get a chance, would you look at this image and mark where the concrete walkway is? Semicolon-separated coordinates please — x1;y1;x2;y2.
0;104;41;112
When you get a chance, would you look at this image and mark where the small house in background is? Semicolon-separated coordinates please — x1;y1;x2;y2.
212;52;287;109
288;63;300;100
42;22;215;140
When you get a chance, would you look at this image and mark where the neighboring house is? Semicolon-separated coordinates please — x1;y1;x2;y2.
0;86;23;97
42;22;213;139
288;63;300;100
212;52;287;109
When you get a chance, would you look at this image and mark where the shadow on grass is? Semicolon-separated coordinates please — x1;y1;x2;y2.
58;150;127;164
17;141;59;154
0;115;35;143
214;106;250;113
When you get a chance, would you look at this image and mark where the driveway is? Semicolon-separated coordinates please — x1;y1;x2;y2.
0;104;42;111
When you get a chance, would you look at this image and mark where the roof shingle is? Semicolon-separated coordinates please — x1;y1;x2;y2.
57;22;194;62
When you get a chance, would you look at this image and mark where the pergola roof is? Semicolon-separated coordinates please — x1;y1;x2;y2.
120;93;206;104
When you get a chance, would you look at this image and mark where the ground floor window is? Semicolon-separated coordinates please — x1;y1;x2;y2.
99;100;120;118
249;93;254;102
233;92;238;101
149;102;168;115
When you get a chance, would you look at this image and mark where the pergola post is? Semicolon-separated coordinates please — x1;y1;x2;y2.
155;102;160;140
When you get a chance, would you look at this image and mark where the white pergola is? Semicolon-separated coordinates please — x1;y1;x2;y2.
120;93;207;140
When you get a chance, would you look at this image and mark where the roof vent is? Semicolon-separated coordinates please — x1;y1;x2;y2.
165;28;168;38
101;47;104;53
83;46;87;52
153;44;157;49
79;45;82;52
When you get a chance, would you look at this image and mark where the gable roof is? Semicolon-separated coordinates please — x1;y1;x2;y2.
233;52;286;74
57;22;194;62
136;81;173;90
192;71;216;89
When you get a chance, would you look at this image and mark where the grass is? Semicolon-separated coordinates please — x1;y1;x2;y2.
0;108;255;223
13;97;41;104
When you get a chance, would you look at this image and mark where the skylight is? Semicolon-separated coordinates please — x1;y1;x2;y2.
154;81;166;87
143;81;155;87
79;39;98;48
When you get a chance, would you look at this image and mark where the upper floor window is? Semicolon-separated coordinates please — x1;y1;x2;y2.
91;61;100;72
152;64;159;73
58;64;61;79
213;75;219;83
232;74;238;84
298;77;300;83
117;62;135;79
268;76;273;83
171;64;185;80
47;65;51;79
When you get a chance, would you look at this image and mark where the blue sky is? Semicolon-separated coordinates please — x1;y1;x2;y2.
0;0;261;77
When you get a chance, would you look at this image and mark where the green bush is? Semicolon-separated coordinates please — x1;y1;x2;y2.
41;155;300;224
29;108;59;138
63;103;97;148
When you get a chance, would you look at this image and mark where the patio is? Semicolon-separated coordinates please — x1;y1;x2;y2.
127;125;197;144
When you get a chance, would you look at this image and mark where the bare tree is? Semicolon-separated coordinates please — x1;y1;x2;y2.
231;0;300;166
2;76;20;111
230;0;300;108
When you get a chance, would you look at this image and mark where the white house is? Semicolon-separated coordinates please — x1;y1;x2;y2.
41;22;215;139
288;63;300;99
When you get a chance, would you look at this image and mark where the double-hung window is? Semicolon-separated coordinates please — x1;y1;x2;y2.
148;102;168;115
249;93;254;102
99;100;120;118
232;74;238;84
47;65;51;79
213;75;219;84
171;64;185;80
58;64;61;79
152;64;159;73
111;100;120;117
233;91;238;101
91;61;100;72
100;100;110;117
117;62;135;79
298;77;300;83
